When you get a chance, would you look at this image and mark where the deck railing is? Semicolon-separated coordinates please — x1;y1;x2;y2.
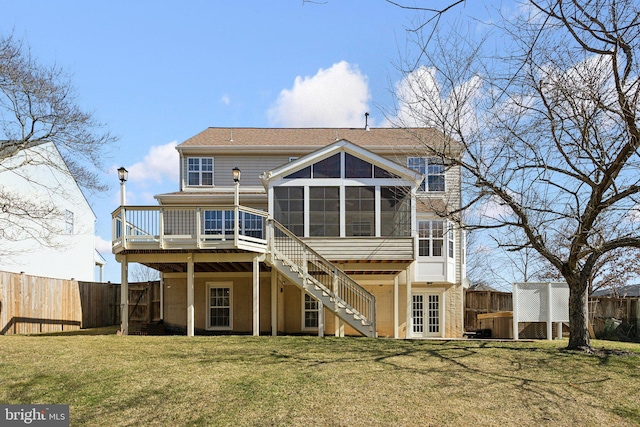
112;205;268;251
267;219;376;332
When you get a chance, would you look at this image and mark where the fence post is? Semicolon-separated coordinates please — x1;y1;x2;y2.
512;283;519;340
547;282;553;340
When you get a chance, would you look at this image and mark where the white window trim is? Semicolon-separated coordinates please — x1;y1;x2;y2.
417;219;446;258
411;289;445;338
187;157;214;187
301;292;319;331
408;157;446;193
448;223;455;259
206;281;233;331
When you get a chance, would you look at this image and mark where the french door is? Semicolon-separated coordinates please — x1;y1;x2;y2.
412;291;442;338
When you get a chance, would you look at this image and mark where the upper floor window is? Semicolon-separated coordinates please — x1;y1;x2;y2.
188;157;213;186
284;152;398;180
418;220;444;257
408;157;445;192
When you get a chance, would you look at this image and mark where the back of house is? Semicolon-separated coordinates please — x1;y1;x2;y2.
113;127;467;338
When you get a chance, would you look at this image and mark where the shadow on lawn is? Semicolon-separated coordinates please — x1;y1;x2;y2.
32;325;120;336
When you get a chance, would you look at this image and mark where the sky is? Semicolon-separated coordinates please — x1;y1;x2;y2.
2;0;491;283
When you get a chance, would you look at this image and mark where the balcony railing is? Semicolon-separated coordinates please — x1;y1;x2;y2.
112;205;269;252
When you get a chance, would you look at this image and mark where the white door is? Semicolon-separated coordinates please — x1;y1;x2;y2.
412;291;441;338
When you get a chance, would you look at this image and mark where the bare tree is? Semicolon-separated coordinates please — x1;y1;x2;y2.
130;263;161;283
0;33;116;249
537;246;640;296
392;0;640;351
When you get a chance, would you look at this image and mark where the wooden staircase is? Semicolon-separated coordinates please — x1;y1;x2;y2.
267;220;377;337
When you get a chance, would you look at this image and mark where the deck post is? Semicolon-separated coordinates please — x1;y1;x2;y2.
547;282;553;340
318;300;324;338
406;265;412;339
271;270;278;336
512;283;519;340
187;254;194;337
120;255;129;335
394;274;399;339
253;255;260;336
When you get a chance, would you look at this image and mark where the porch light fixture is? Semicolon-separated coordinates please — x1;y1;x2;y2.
117;166;128;206
232;167;241;183
117;167;128;183
233;167;241;206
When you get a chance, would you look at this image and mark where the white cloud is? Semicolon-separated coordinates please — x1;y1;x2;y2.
220;94;231;105
126;141;179;186
94;235;112;255
390;65;483;134
268;61;371;127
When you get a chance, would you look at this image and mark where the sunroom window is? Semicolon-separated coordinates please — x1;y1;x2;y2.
345;186;375;236
274;187;304;236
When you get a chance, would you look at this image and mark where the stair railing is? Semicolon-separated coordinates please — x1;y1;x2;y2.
267;219;376;333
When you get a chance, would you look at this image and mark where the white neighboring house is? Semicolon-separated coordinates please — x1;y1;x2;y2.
0;141;98;281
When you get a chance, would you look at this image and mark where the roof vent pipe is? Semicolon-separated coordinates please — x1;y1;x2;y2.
365;112;370;131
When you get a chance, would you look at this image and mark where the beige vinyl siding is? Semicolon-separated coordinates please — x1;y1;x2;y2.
214;155;290;187
303;237;415;261
182;154;293;189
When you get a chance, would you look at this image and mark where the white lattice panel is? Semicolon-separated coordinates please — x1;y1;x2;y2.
514;282;547;321
513;282;569;323
549;282;570;322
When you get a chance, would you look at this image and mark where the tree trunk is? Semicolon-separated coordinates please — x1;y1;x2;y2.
567;281;591;350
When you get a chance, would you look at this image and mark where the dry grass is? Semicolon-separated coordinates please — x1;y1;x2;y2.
0;329;639;426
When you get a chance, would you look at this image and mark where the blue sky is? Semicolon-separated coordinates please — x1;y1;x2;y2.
3;1;489;283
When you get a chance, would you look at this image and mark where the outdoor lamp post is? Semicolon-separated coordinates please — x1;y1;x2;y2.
232;167;241;247
233;167;241;206
117;167;128;205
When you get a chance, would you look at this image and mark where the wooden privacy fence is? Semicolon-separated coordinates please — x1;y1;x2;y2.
465;290;513;331
589;297;640;341
1;270;160;335
465;289;639;341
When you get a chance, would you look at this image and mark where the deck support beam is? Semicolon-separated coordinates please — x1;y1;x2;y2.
406;265;412;339
318;300;324;338
271;270;278;336
120;255;129;336
253;255;260;336
187;254;194;337
394;274;399;339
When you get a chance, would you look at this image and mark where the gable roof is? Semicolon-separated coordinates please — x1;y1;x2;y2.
178;127;452;154
261;139;423;186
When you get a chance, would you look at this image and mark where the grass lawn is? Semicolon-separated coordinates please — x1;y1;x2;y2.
1;329;639;426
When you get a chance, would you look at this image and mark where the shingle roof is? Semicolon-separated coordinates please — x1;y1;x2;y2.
178;127;448;149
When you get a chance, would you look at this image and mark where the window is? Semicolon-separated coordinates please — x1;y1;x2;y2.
418;220;444;257
240;211;265;239
207;283;232;330
187;157;213;186
285;166;311;179
203;210;234;237
345;186;375;236
313;153;341;178
274;187;304;236
303;293;319;330
408;157;446;192
448;224;455;258
345;153;373;178
65;210;74;234
380;187;411;236
428;294;440;333
309;187;340;236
